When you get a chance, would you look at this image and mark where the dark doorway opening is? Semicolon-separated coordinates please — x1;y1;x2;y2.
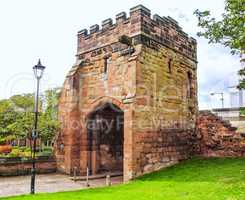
87;103;124;175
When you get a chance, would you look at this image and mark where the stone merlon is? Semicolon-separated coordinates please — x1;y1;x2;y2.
90;24;99;34
130;4;151;17
116;12;127;22
77;5;197;62
102;18;113;29
77;29;88;37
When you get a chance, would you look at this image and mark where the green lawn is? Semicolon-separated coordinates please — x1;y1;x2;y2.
2;157;245;200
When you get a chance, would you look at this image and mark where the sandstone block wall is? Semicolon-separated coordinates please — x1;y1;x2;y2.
132;38;198;176
55;5;198;181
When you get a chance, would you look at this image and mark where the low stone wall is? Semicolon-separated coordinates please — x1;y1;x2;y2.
132;128;200;177
197;111;245;157
0;156;56;176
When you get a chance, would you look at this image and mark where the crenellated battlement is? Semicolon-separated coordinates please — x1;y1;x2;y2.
77;5;197;61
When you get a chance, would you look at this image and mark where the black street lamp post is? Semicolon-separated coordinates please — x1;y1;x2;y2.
31;59;45;194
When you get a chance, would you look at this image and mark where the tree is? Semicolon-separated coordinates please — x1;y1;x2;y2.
0;88;61;146
10;94;34;112
0;99;18;143
194;0;245;55
7;112;34;140
44;88;60;119
6;94;34;141
39;114;60;144
39;88;61;144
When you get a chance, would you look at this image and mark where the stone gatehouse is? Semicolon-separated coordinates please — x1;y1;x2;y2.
55;5;198;181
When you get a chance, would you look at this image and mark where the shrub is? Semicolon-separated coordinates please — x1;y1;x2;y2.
240;107;245;116
8;148;21;157
0;138;6;145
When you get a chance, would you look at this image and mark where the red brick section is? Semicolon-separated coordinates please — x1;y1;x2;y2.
55;5;198;182
197;111;245;157
0;157;56;176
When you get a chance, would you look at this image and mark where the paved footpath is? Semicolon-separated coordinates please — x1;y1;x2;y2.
0;173;123;198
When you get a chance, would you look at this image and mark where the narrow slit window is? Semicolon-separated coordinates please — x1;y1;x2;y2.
168;58;172;73
187;72;193;98
104;57;108;74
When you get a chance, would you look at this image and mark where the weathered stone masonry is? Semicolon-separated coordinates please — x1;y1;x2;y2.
197;111;245;157
55;5;198;181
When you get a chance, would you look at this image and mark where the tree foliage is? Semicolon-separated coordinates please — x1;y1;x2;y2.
194;0;245;89
0;88;60;145
10;94;34;112
39;88;60;143
0;99;17;141
194;0;245;55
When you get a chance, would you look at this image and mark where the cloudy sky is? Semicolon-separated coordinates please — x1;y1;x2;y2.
0;0;241;109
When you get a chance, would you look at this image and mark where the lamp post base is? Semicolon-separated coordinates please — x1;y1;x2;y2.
30;167;36;194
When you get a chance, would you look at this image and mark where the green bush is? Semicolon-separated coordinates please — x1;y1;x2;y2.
0;153;8;157
38;151;52;157
5;147;32;157
8;148;21;157
240;107;245;116
42;146;53;152
0;146;53;158
0;138;6;145
38;146;53;157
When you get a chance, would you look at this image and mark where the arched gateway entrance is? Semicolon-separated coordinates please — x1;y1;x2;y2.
86;103;124;175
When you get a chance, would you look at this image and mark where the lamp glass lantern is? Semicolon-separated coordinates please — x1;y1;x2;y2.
33;59;45;79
